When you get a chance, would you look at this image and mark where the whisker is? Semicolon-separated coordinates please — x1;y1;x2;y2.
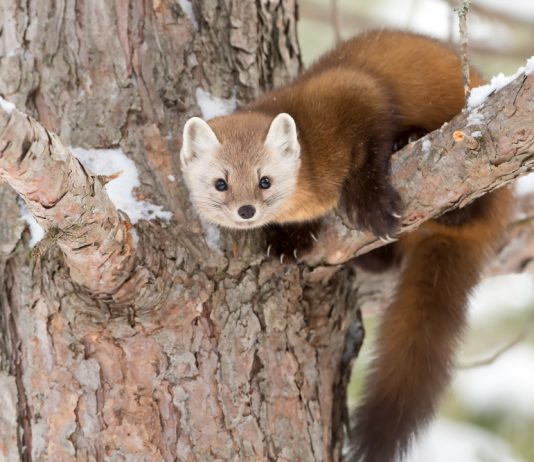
265;192;291;207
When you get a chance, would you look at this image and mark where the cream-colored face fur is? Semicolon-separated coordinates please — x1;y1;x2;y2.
180;113;301;229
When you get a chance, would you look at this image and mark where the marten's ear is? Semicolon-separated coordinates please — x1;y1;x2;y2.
265;113;300;160
180;117;220;166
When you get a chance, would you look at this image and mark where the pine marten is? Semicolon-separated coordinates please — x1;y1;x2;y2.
180;30;512;462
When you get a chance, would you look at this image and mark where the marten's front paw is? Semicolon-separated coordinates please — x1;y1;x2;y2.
345;182;402;239
362;192;402;240
263;222;321;263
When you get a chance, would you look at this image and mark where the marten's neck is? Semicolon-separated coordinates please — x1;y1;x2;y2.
238;68;393;223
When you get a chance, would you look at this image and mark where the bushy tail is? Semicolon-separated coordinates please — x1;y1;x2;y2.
349;188;512;462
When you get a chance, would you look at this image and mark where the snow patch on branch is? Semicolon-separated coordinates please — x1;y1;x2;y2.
19;199;45;247
0;96;15;114
468;71;522;108
466;109;484;127
71;147;172;224
195;88;237;120
468;56;534;108
421;138;431;155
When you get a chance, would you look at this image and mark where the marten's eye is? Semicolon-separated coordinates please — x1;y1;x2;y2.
215;179;228;191
259;177;271;189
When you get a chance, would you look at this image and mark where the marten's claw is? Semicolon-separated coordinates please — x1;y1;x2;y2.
379;234;398;244
263;222;321;261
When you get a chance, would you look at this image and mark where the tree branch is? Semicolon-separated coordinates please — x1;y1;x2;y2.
0;101;137;298
456;0;472;97
445;0;534;30
457;317;532;369
1;70;533;301
305;71;534;266
355;191;534;316
329;0;342;44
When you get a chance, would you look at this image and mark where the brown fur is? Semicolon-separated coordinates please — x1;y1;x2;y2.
244;64;400;235
208;30;489;238
210;67;392;226
204;30;512;461
350;189;512;462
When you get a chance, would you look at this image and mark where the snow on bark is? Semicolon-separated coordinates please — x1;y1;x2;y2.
0;107;137;297
71;147;172;224
195;87;237;120
468;55;534;108
18;200;45;247
0;96;15;114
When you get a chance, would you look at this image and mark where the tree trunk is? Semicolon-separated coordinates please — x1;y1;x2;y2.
0;1;359;461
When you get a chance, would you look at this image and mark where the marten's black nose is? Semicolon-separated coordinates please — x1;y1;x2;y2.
238;205;256;219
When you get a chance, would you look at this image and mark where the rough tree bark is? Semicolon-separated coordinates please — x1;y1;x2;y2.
0;2;532;462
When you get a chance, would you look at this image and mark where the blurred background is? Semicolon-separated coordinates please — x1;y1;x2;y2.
298;1;534;461
298;0;533;74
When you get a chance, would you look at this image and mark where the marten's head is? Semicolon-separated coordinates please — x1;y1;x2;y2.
180;112;301;229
